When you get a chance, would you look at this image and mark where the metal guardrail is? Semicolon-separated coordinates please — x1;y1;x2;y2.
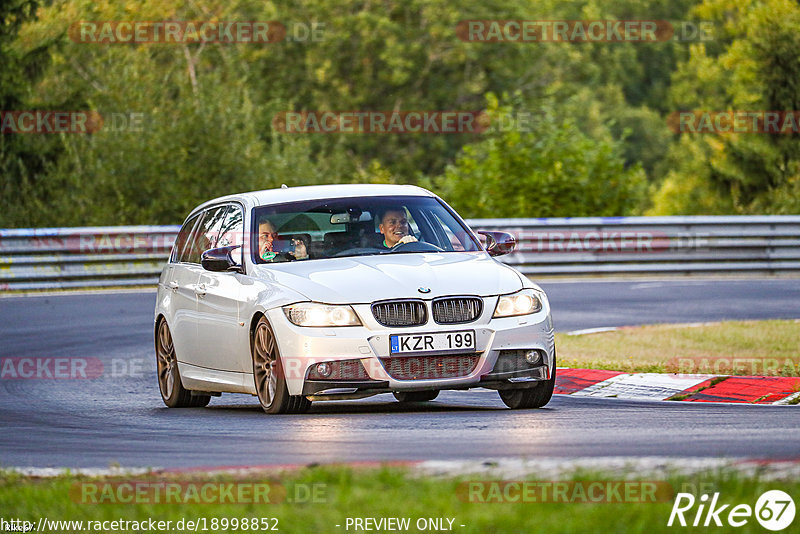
2;216;799;291
0;226;178;291
470;215;800;276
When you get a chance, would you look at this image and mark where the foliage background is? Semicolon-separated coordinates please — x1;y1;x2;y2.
1;0;798;227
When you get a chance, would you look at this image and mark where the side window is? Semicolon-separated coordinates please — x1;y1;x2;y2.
172;214;201;263
217;204;244;264
184;206;228;264
431;212;464;251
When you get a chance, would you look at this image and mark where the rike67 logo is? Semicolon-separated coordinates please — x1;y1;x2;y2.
668;490;795;531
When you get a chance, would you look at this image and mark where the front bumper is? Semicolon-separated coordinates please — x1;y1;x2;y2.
266;301;555;397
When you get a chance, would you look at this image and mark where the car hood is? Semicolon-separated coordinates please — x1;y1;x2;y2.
251;252;524;304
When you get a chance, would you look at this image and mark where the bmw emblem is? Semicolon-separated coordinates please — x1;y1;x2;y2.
418;287;431;294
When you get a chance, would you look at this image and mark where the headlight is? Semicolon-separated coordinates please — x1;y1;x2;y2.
283;302;361;327
493;289;543;318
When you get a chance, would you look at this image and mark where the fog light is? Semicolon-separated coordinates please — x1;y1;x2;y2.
316;362;332;378
524;350;541;365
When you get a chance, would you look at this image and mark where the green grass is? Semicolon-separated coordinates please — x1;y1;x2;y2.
1;466;799;534
556;320;800;376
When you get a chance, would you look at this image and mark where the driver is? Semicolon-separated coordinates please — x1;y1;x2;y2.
378;208;418;248
259;219;310;262
258;219;279;261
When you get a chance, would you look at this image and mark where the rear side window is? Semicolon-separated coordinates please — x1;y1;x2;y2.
171;213;201;263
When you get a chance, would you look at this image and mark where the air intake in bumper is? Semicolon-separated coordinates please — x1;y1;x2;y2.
379;354;481;380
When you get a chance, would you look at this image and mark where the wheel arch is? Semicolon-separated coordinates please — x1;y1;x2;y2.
154;314;167;351
248;310;268;355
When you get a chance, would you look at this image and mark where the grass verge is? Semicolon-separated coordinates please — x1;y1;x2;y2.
556;319;800;376
1;466;799;534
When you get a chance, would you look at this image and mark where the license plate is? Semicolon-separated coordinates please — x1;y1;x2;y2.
389;330;475;355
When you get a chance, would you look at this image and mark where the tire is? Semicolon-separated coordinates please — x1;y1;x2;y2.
393;390;439;403
155;319;210;408
252;316;311;415
499;364;556;409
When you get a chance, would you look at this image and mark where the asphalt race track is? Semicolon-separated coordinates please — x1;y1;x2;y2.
1;278;798;468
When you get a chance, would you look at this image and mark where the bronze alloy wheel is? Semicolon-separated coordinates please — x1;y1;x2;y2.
253;319;279;409
155;319;210;408
252;316;311;414
156;320;178;400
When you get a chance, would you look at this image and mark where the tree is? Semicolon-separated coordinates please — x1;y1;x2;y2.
650;0;800;214
431;95;646;218
0;0;51;226
3;0;357;226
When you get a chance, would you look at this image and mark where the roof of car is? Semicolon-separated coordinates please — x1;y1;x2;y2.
193;184;436;214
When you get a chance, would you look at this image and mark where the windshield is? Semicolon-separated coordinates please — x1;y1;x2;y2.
251;195;482;263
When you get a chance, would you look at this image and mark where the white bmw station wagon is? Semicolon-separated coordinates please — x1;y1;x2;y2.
154;184;556;414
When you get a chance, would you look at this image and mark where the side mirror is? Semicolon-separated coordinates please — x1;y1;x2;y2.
201;245;243;273
477;231;516;257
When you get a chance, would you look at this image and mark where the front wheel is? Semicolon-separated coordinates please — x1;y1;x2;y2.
252;316;311;415
155;319;210;408
393;390;439;403
499;365;556;409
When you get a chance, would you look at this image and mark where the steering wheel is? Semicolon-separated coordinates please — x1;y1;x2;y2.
385;240;444;253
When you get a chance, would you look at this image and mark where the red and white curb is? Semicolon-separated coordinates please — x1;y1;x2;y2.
556;368;800;404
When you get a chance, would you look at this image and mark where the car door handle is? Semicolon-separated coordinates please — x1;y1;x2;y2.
167;281;179;291
194;283;207;297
